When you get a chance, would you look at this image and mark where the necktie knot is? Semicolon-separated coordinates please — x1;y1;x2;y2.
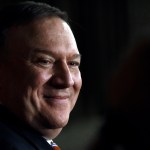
51;141;61;150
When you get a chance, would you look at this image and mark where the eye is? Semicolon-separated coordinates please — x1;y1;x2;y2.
32;57;54;68
38;58;50;65
68;61;80;67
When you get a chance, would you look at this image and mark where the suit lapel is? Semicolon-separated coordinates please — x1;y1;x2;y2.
0;105;53;150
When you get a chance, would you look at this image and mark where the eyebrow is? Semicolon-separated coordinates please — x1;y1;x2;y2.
32;48;82;59
71;54;82;60
32;48;54;56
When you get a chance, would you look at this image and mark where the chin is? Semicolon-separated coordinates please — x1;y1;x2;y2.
39;112;70;129
56;120;69;128
49;108;71;128
50;116;70;129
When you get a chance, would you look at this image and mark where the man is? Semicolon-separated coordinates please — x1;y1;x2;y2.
0;1;82;149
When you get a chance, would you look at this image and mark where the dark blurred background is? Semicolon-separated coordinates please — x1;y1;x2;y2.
1;0;150;149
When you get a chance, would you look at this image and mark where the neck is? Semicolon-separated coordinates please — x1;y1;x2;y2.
38;128;62;139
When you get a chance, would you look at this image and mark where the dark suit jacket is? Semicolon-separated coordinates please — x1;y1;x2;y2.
0;105;53;150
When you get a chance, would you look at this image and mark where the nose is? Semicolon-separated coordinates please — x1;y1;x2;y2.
49;61;74;88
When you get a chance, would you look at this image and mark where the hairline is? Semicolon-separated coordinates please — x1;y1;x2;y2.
0;1;69;56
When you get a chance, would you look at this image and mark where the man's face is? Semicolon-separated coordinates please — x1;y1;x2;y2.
1;17;82;132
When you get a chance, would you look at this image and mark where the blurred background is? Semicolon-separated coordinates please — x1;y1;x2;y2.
1;0;150;149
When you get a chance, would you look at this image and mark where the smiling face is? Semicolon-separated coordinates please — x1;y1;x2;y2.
0;17;82;138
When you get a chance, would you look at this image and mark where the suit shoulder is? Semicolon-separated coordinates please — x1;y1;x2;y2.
0;122;35;150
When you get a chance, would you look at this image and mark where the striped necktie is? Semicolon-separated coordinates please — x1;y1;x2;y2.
51;141;61;150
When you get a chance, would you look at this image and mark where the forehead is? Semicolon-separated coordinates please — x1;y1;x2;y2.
26;17;73;38
5;17;79;57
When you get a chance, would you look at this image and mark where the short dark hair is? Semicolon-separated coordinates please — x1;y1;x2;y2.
0;1;68;48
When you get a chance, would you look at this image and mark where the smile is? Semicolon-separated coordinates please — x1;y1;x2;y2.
43;95;69;101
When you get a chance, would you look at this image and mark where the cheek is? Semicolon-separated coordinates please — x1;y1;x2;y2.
71;73;82;107
26;70;51;88
10;60;50;89
22;72;51;112
74;72;82;92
